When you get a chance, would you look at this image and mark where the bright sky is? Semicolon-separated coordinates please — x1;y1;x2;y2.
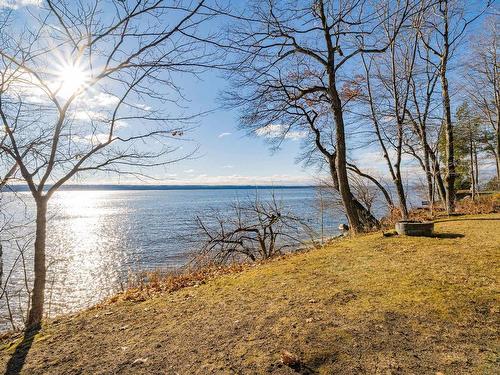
1;0;496;187
0;0;317;186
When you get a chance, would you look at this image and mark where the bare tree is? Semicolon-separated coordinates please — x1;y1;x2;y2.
465;16;499;185
404;40;447;208
359;15;422;219
194;193;314;265
455;102;482;198
224;0;421;232
0;238;33;331
0;0;224;327
418;0;494;213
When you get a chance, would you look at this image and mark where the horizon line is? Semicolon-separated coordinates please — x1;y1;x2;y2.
5;183;316;192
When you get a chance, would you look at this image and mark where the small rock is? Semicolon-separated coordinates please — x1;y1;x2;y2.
132;358;148;365
281;351;300;368
338;223;349;232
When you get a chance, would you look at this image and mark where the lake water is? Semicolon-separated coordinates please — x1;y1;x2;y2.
1;187;344;329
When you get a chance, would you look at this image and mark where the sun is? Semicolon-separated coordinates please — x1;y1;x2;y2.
57;62;90;98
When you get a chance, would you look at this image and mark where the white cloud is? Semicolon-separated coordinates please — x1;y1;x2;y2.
115;120;128;129
73;110;105;121
72;112;127;130
255;124;307;141
222;165;233;169
78;92;119;108
218;132;232;138
2;69;50;103
72;133;110;145
0;0;41;9
160;174;313;186
136;103;152;111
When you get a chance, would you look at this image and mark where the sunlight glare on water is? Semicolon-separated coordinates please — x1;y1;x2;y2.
46;191;129;316
1;187;346;329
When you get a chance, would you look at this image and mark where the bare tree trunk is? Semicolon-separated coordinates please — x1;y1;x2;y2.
351;200;380;229
442;76;456;212
331;95;362;232
435;168;447;205
440;1;456;214
429;151;447;205
26;196;47;328
407;112;446;206
424;153;434;204
470;132;476;200
394;117;409;219
394;114;408;218
329;159;379;230
394;172;409;219
474;144;479;192
496;126;500;182
420;126;434;205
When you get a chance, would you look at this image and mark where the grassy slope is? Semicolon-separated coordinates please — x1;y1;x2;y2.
1;214;499;374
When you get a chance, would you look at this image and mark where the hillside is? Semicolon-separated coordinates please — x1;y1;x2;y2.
1;214;499;374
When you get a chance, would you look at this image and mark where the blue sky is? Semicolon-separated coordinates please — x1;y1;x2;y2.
146;69;315;186
0;0;317;186
1;0;496;187
154;0;498;186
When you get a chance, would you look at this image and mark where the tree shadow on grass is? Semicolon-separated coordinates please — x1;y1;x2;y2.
4;325;40;375
433;217;500;224
432;233;465;239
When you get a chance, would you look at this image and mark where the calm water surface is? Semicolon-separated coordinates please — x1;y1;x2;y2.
1;187;343;327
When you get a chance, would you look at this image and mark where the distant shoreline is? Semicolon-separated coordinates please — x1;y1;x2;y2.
5;184;315;192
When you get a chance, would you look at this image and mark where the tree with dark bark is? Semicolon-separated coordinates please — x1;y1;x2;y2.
224;0;421;232
0;0;224;328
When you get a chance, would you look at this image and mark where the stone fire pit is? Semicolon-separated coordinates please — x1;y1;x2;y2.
395;221;434;236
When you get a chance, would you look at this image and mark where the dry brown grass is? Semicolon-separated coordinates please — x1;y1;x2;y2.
380;193;500;229
109;264;250;303
455;193;500;215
